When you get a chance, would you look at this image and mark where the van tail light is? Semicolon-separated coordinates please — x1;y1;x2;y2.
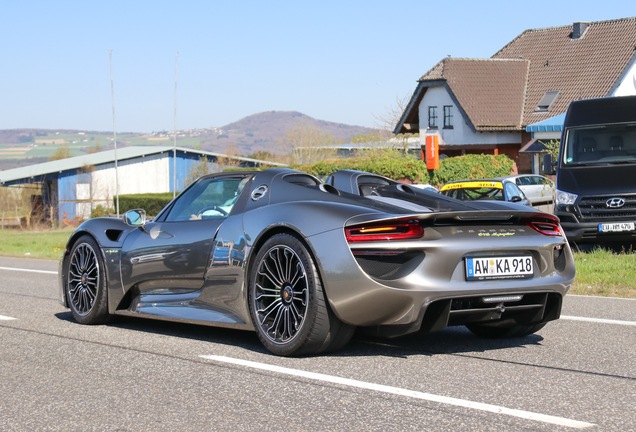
527;215;562;237
345;219;424;243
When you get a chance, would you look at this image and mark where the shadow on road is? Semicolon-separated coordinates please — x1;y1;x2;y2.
55;310;544;359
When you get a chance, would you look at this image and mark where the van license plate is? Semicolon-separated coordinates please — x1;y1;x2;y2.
598;222;635;233
465;256;533;281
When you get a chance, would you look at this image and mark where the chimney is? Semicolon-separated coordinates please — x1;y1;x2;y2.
571;22;590;40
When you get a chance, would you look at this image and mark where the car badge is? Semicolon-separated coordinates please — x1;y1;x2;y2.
606;197;625;208
251;185;268;201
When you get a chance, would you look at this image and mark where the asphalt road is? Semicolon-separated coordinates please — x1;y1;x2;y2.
0;256;634;432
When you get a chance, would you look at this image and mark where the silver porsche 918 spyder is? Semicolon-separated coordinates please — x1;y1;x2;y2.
59;168;575;356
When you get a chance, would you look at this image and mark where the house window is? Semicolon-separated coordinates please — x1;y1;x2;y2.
428;106;438;129
443;105;454;129
535;91;560;112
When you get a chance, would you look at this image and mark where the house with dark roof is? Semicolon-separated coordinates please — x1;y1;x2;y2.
394;17;636;173
0;146;283;225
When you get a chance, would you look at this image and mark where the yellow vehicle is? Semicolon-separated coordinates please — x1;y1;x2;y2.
440;179;531;206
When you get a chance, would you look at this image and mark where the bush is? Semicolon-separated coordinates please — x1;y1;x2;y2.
91;205;115;218
431;154;514;186
117;193;174;216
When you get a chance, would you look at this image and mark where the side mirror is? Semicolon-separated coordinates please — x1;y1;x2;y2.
122;209;146;227
510;196;522;203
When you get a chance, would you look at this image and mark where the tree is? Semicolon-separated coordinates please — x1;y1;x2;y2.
348;95;419;154
49;144;72;161
217;146;243;170
282;123;336;165
543;139;560;161
185;155;213;187
373;94;419;151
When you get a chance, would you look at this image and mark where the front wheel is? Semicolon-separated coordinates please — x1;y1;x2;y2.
248;233;352;356
65;235;110;325
466;321;546;338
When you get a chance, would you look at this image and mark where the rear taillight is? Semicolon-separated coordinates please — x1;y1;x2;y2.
345;220;424;243
528;216;562;237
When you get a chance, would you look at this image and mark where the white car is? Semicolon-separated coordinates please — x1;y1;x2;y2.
501;175;554;206
410;183;439;193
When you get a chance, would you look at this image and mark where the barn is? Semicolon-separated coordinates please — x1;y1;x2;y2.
0;146;283;226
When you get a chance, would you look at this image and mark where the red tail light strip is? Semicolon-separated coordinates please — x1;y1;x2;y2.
345;220;424;242
527;215;563;237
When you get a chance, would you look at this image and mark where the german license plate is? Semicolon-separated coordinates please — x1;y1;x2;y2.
465;256;533;281
598;222;635;233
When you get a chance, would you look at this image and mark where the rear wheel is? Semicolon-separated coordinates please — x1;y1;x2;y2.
466;321;546;338
248;233;353;356
65;235;110;325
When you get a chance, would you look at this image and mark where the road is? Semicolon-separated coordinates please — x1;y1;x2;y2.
0;256;634;431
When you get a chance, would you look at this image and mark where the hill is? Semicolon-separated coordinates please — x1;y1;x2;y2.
0;111;380;169
166;110;379;155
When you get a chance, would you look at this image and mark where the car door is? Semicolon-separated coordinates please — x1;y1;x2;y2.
120;175;249;295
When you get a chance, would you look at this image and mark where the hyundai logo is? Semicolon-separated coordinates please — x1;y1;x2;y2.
606;197;626;208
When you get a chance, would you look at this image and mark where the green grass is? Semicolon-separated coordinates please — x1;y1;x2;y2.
569;247;636;297
0;229;634;298
0;229;73;260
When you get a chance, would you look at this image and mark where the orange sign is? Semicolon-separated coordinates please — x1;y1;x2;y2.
425;135;440;170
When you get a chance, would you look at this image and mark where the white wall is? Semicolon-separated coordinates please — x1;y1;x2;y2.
418;86;520;146
612;59;636;96
89;153;171;210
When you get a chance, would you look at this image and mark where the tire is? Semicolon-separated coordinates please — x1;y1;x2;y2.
466;321;547;338
318;320;356;354
65;235;110;325
248;233;352;356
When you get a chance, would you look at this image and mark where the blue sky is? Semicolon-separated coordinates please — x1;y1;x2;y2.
0;1;632;132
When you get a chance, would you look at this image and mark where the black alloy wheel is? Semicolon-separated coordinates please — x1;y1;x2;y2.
66;235;110;324
249;233;353;356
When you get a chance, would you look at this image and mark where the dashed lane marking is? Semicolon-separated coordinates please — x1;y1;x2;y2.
0;266;57;275
561;315;636;327
200;355;595;429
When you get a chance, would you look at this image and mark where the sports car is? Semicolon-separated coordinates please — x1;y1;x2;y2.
59;168;575;356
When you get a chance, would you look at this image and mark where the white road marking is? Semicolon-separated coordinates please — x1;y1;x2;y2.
0;315;17;320
200;355;595;429
0;266;57;275
561;315;636;326
568;294;636;301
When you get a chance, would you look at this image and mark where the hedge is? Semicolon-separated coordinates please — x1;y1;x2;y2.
297;150;514;186
430;154;514;186
116;193;175;216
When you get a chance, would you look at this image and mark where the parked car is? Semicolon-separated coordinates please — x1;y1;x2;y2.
501;174;554;206
60;168;573;356
410;183;439;193
440;179;531;206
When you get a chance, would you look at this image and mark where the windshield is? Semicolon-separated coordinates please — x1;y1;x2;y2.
563;123;636;165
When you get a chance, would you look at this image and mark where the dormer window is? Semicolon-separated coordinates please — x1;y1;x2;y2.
535;91;560;112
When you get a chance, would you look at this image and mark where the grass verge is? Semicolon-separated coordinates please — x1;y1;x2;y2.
0;229;634;298
0;229;72;260
568;247;636;298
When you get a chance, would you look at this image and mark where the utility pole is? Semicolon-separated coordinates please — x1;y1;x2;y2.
109;49;120;217
173;51;179;198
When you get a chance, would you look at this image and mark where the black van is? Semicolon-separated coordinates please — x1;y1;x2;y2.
555;95;636;245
